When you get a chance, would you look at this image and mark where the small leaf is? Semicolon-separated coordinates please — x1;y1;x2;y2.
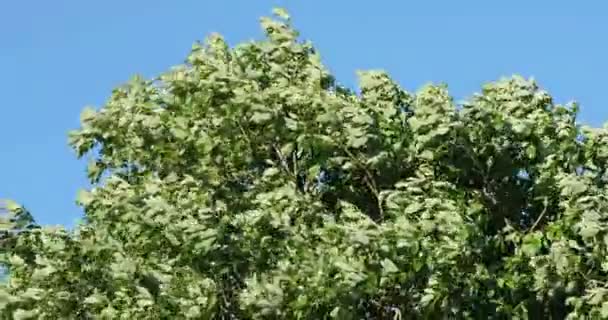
521;233;542;256
9;255;25;267
308;165;321;179
80;107;97;123
601;301;608;318
352;113;373;125
263;167;281;177
285;117;298;131
526;144;537;159
4;200;21;212
330;306;340;318
21;288;44;301
420;292;434;306
76;190;93;206
351;231;369;245
272;7;290;20
32;266;56;281
579;222;600;239
280;143;295;156
186;306;201;318
419;150;434;160
86;161;102;181
251;112;273;124
84;293;104;305
171;127;189;139
349;136;368;148
381;258;399;274
13;309;38;320
435;125;449;135
316;112;338;123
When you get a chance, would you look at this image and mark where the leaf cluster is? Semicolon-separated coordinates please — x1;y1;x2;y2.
3;8;608;319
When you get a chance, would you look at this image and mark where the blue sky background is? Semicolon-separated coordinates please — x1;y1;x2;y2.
1;1;607;227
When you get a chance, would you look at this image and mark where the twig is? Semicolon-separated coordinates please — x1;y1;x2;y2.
236;121;254;152
342;147;384;221
292;143;298;178
272;143;302;194
528;196;549;232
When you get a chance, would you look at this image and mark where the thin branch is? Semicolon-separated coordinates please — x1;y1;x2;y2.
238;120;301;192
236;121;254;153
342;147;384;221
459;141;499;208
528;196;549;233
292;143;298;178
272;144;299;188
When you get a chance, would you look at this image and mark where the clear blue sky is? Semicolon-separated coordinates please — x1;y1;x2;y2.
1;1;607;227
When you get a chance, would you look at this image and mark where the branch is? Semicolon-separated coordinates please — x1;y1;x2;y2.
236;121;254;153
272;143;300;191
292;142;299;178
342;147;384;221
528;196;549;233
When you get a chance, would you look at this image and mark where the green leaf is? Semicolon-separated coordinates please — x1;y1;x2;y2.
4;199;22;212
171;127;189;139
381;258;399;274
9;255;25;267
13;309;38;320
285;117;299;131
186;306;202;318
21;288;44;301
86;161;102;181
353;113;373;125
561;178;588;197
521;233;542;256
32;266;56;281
76;189;93;206
351;231;369;245
580;222;600;239
307;165;321;179
420;292;434;307
419;150;434;160
263;167;281;177
84;293;104;305
601;301;608;318
435;125;450;135
349;136;368;148
316;112;338;123
80;106;97;123
272;7;290;20
280;142;295;156
251;112;273;123
330;306;341;318
526;144;536;159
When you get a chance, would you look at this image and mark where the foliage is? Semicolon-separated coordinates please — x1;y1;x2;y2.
3;8;608;319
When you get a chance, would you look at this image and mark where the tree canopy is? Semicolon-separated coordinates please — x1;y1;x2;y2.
3;8;608;319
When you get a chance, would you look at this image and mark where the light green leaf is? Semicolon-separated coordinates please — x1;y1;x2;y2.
251;112;273;123
263;167;281;177
601;301;608;318
80;106;97;123
349;136;368;148
13;309;38;320
186;306;202;318
521;233;542;256
272;7;290;20
381;258;399;274
76;189;93;206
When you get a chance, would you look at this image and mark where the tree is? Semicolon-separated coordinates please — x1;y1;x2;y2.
2;8;608;319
